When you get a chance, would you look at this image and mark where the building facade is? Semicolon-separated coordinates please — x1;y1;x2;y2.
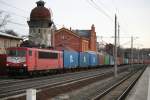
54;25;97;52
0;32;22;54
27;0;55;47
27;0;97;51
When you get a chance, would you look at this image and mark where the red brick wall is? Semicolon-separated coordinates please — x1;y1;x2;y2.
54;27;95;52
89;25;97;51
81;39;89;51
54;29;81;51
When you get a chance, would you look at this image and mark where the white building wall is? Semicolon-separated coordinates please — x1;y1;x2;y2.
29;28;52;47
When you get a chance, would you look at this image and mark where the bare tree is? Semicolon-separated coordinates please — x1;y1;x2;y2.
0;11;10;29
5;29;18;36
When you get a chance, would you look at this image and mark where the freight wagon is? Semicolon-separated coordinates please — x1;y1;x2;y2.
109;55;114;65
104;54;110;65
97;53;105;65
79;52;89;67
87;51;98;67
63;50;79;68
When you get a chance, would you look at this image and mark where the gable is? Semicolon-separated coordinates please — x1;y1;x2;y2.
55;28;80;38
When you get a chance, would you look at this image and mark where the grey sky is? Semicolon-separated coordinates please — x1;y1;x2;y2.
0;0;150;48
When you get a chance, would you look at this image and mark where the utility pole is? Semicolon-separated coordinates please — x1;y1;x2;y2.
131;36;133;71
142;51;144;64
138;47;140;64
118;23;120;61
118;24;120;47
114;14;118;77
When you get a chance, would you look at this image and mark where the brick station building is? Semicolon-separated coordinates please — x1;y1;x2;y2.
53;24;97;52
27;0;97;52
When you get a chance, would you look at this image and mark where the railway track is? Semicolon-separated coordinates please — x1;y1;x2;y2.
0;65;136;86
0;67;113;86
0;65;132;100
0;67;114;99
0;64;143;100
92;65;146;100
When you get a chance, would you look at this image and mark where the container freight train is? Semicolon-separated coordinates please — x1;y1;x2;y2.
5;47;130;75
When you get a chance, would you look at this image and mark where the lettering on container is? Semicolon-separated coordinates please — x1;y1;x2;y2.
93;57;95;63
83;56;86;63
70;55;74;63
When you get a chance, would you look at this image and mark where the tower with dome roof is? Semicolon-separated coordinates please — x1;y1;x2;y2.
27;0;55;47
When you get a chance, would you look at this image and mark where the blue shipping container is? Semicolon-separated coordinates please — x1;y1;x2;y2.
87;52;98;67
79;52;89;67
110;55;114;65
124;58;129;64
63;50;79;68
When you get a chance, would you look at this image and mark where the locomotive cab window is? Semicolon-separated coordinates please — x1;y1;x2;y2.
7;49;26;57
29;50;32;56
38;51;58;59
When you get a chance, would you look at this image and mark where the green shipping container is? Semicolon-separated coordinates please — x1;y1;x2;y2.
104;54;110;65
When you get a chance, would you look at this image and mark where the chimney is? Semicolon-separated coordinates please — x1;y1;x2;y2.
70;27;72;31
91;24;95;32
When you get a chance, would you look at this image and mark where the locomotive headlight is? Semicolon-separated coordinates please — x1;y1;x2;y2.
6;64;9;66
23;64;27;67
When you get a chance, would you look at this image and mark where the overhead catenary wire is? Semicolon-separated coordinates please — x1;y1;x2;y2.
112;0;130;34
96;35;114;47
93;0;129;36
85;0;116;47
96;0;114;16
90;0;113;19
86;0;113;22
7;20;28;27
0;9;28;19
0;0;29;14
0;0;29;30
0;18;28;28
97;0;130;47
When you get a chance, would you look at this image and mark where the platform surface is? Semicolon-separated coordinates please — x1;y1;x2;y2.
126;65;150;100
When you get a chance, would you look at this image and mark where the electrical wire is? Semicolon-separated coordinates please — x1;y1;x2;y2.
87;0;113;21
7;20;28;27
0;0;29;13
0;9;28;19
0;18;28;28
95;0;114;15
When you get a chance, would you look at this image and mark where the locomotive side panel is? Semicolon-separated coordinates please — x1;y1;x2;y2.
33;50;63;70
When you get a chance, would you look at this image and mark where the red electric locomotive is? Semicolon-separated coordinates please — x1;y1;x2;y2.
6;47;63;74
0;54;7;75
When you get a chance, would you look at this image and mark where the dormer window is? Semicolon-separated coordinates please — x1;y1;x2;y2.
39;29;41;33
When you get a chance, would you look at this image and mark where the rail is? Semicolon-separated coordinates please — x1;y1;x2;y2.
92;65;146;100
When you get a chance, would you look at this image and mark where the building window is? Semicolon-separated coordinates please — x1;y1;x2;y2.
61;33;65;40
62;35;65;40
38;29;41;33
